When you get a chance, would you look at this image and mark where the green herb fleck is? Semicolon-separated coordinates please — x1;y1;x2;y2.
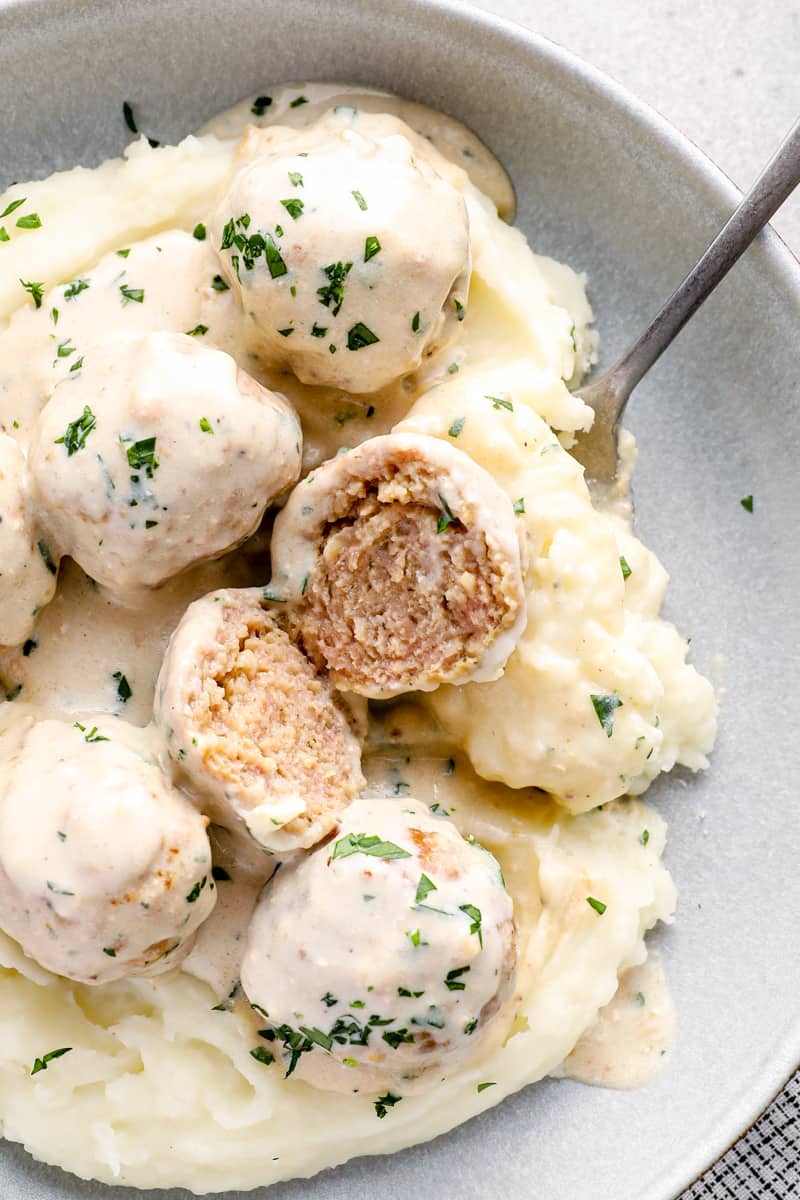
454;298;465;321
54;405;96;456
445;965;470;991
186;876;207;903
192;223;207;240
411;310;420;332
199;417;214;434
123;101;138;133
112;671;132;702
37;540;57;575
448;416;465;438
250;1045;275;1065
741;495;754;512
640;829;650;847
280;197;304;221
317;261;352;315
120;284;144;305
251;95;272;117
513;497;525;515
586;896;607;915
486;394;513;411
635;991;646;1007
31;1047;72;1075
288;170;303;187
436;494;457;535
116;248;131;257
103;947;117;957
347;322;379;351
126;437;158;475
289;95;308;108
459;903;483;946
22;638;37;657
16;213;42;230
463;1018;478;1035
211;274;230;292
186;323;208;337
332;832;412;861
64;278;90;300
0;228;9;242
415;874;437;903
20;279;44;308
620;555;632;580
0;197;26;219
477;1081;496;1093
364;235;381;261
590;692;623;737
311;323;327;338
352;189;368;210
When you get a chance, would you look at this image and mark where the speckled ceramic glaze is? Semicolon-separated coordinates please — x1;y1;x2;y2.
0;1;798;1197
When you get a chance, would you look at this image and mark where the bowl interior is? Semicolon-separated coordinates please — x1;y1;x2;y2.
0;1;798;1198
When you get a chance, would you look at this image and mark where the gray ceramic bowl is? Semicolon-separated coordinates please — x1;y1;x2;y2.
0;1;798;1198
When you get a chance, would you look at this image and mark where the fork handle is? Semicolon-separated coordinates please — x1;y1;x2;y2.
610;115;800;407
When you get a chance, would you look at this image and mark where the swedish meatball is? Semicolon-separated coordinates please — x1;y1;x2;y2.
0;713;215;984
154;587;365;854
30;332;301;595
0;435;57;646
269;433;527;697
241;795;517;1093
211;113;470;393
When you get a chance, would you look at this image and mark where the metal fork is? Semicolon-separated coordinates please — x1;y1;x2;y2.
572;116;800;484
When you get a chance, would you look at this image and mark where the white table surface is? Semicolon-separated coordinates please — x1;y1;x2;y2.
477;0;800;253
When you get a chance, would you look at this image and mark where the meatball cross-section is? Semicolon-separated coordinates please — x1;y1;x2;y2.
154;587;365;854
0;714;215;984
30;332;302;596
268;433;528;697
241;795;517;1094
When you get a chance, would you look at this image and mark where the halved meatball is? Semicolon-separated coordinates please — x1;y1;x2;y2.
268;433;527;697
30;331;302;596
0;435;57;646
154;587;365;854
211;111;471;394
241;795;517;1094
0;713;215;984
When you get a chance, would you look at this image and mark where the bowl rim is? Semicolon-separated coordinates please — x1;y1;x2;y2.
0;0;798;1196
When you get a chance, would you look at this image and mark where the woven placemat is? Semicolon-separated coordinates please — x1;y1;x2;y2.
681;1071;799;1197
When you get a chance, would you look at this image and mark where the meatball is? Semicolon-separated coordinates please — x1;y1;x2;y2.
154;587;365;854
269;433;528;697
29;332;302;596
241;795;517;1093
211;114;471;393
0;435;57;646
0;713;215;984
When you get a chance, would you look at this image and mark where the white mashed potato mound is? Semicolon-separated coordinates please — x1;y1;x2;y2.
396;369;718;811
0;82;713;1193
0;798;672;1192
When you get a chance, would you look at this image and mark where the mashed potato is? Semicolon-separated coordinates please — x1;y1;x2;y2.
0;80;715;1192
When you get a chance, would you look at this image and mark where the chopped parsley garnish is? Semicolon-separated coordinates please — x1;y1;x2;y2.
364;235;381;261
459;903;483;947
122;100;138;134
347;322;379;351
145;519;158;529
445;965;470;991
16;213;42;229
103;947;117;957
126;437;158;476
406;928;428;948
31;1047;72;1075
112;671;132;702
448;416;465;438
352;189;368;210
332;832;412;861
278;327;294;337
74;722;109;744
186;876;208;903
436;494;457;534
454;297;465;321
513;497;526;515
311;323;327;338
120;284;144;305
382;1028;414;1050
251;95;272;116
199;416;214;433
321;991;338;1008
249;1046;275;1065
398;986;424;998
590;692;623;737
46;880;74;896
0;197;25;219
280;197;304;220
56;339;76;358
5;683;22;702
69;356;84;373
415;874;437;903
212;866;232;882
463;1018;478;1035
317;261;352;315
740;494;754;512
186;323;208;337
264;233;287;278
0;228;8;242
374;1092;402;1118
54;405;96;456
20;279;44;308
486;394;513;411
411;310;420;332
288;170;303;187
116;248;131;257
635;991;646;1007
640;829;650;847
477;1081;496;1093
620;555;632;580
37;540;57;575
211;274;230;291
64;278;90;300
586;896;607;915
289;95;308;108
192;223;206;240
